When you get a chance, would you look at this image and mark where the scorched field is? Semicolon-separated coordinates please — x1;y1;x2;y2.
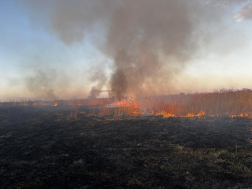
1;93;252;188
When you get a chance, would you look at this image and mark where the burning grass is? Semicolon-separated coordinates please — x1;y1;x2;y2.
91;88;252;119
1;88;252;119
144;88;252;118
1;90;252;188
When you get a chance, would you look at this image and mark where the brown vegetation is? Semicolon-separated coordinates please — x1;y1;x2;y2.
1;89;252;118
144;89;252;117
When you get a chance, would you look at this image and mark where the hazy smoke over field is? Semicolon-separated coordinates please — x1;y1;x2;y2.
25;70;57;98
24;69;70;99
23;0;251;99
88;67;107;99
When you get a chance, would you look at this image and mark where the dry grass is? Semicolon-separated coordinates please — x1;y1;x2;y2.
141;89;252;117
2;89;252;118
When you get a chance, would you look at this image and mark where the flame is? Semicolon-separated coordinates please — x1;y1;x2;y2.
104;99;142;117
113;100;129;107
154;111;176;117
153;111;205;118
181;111;205;117
153;112;251;118
111;99;139;109
209;114;220;117
2;90;252;119
231;114;249;118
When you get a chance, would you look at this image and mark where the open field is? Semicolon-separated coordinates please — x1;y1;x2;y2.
3;0;252;188
0;105;252;188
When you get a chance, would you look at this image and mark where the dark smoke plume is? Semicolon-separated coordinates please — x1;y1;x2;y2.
23;0;251;98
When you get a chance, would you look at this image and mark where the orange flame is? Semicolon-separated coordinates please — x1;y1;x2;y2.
105;99;142;116
231;114;249;118
111;100;139;109
209;114;220;117
153;111;205;118
54;103;58;106
154;111;176;117
181;111;205;117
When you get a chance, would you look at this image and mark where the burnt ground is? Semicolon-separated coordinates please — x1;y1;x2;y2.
0;106;252;189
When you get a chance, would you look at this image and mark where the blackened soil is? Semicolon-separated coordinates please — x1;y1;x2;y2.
0;106;252;188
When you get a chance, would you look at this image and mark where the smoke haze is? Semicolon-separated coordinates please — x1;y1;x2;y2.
22;0;252;99
24;69;71;99
235;4;252;21
88;66;107;98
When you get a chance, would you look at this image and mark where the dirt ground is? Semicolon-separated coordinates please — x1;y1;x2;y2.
0;106;252;188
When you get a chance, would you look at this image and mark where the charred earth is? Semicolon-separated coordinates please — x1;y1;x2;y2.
0;105;252;188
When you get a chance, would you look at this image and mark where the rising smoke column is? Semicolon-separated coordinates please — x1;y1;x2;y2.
104;0;197;98
23;0;251;99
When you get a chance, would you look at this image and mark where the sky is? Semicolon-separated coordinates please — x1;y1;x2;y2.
0;0;252;100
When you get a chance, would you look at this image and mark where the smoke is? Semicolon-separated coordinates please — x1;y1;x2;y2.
88;67;107;98
207;0;252;21
24;69;69;99
104;1;199;98
23;0;115;45
23;0;251;99
235;4;252;21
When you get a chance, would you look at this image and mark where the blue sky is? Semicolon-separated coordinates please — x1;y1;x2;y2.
0;0;110;99
0;0;252;100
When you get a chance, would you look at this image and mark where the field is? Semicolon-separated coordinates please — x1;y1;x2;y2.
1;104;252;189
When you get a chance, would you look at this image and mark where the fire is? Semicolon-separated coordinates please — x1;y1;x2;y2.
112;100;129;107
154;111;205;118
111;99;139;109
181;111;205;117
2;89;252;119
209;114;220;117
231;114;249;118
102;99;142;117
154;111;176;117
153;112;251;118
